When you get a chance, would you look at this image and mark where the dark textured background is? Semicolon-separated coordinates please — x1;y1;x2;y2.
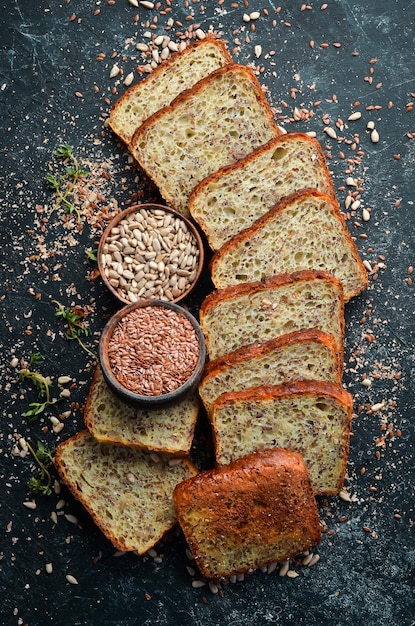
1;1;414;625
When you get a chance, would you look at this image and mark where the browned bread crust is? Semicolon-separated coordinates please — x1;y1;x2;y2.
209;188;368;301
55;430;198;553
199;328;342;414
202;328;340;379
200;270;345;361
109;38;232;145
210;380;353;496
173;447;322;580
130;64;281;215
188;132;335;250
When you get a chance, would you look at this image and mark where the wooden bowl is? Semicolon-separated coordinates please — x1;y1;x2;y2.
99;299;206;408
98;203;204;306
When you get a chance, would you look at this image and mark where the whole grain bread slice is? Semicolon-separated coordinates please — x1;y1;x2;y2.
200;270;345;361
173;447;321;580
199;328;342;415
210;381;353;495
189;132;335;250
84;366;199;456
55;430;198;554
130;64;281;216
109;38;233;145
210;188;368;301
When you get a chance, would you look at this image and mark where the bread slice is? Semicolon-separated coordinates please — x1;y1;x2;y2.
188;132;335;250
130;64;281;216
209;189;368;301
84;366;199;456
55;430;198;554
199;329;342;415
200;270;345;361
173;447;321;580
109;38;233;145
210;381;353;495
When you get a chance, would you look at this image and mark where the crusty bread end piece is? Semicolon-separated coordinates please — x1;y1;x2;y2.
189;132;336;250
199;328;342;414
84;366;199;456
109;38;232;145
210;188;368;301
130;64;281;216
200;270;345;361
55;430;198;554
210;381;353;495
173;447;321;580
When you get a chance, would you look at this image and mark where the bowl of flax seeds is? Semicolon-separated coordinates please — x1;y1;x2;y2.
98;203;204;305
98;299;206;407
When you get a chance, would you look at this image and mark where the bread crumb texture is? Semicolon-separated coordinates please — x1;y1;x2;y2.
211;381;353;496
210;189;368;301
200;271;345;360
189;133;335;250
130;64;280;215
84;366;200;455
199;329;342;414
55;430;198;553
109;38;232;144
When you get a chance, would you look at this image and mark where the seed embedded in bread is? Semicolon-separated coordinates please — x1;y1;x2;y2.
200;270;345;361
130;64;281;216
173;447;322;580
199;328;342;414
55;429;198;554
109;38;233;144
209;188;368;301
210;380;353;496
188;132;336;250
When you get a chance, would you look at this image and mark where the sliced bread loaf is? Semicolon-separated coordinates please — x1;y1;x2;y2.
200;270;345;360
188;132;335;250
55;430;198;554
109;38;232;145
210;381;353;495
210;188;368;301
173;447;321;580
199;329;342;414
84;366;199;456
130;64;281;216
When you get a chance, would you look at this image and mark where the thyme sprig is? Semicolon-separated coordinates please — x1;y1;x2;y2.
53;300;97;360
19;353;61;420
26;440;55;496
46;143;89;222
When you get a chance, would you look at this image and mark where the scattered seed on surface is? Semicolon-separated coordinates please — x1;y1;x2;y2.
371;401;384;412
324;127;337;139
66;574;79;585
362;208;371;221
124;72;134;86
348;111;362;121
23;501;37;510
339;489;352;502
109;64;120;78
371;129;379;143
254;45;262;58
192;580;206;588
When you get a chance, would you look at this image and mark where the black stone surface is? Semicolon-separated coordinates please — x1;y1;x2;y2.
1;1;414;625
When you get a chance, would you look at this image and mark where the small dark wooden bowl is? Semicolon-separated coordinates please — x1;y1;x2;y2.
99;299;206;408
98;203;204;306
